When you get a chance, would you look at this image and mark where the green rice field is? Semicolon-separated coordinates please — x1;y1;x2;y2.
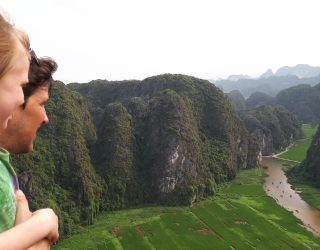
277;124;317;162
54;167;320;249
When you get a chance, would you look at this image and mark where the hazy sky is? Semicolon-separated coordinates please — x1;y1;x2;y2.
1;0;320;83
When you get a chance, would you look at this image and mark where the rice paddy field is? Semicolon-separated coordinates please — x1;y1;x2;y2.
277;124;317;162
54;167;320;250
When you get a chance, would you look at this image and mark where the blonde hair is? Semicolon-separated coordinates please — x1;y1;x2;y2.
0;13;30;80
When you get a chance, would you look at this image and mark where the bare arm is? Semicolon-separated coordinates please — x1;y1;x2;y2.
26;240;50;250
15;190;56;250
0;208;58;250
0;190;58;250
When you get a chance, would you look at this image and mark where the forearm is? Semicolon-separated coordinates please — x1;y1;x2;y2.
26;239;50;250
0;214;51;250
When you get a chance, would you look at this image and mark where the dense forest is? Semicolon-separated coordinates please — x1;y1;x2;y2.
245;92;274;109
240;105;302;158
70;74;249;207
275;83;320;125
227;83;320;126
10;74;302;237
226;90;246;111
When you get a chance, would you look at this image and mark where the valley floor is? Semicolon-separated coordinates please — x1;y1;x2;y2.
276;124;317;163
275;123;320;220
54;166;320;250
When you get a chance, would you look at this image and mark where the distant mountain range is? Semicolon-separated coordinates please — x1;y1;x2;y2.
273;64;320;79
226;83;320;125
227;74;251;81
213;64;320;98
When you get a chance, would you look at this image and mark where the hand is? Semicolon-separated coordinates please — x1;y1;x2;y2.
15;190;52;249
32;208;59;243
15;189;32;225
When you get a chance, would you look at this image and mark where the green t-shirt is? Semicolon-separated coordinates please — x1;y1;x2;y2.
0;148;17;232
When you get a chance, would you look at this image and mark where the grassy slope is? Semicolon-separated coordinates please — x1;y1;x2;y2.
54;167;320;250
277;124;317;162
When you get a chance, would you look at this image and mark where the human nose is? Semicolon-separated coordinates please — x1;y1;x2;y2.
43;108;49;124
17;87;25;107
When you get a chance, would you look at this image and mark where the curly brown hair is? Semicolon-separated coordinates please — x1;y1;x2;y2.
23;56;58;106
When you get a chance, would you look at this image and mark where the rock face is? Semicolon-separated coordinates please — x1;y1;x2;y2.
275;83;320;125
246;131;272;167
93;102;136;210
144;90;203;204
297;127;320;184
240;105;303;167
246;92;274;109
10;74;302;237
71;74;249;205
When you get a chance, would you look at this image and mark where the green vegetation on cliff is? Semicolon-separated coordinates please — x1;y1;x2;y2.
237;105;303;170
246;91;274;109
71;74;249;207
226;90;246;111
288;123;320;186
275;83;320;125
10;74;304;239
240;105;302;156
9;75;251;237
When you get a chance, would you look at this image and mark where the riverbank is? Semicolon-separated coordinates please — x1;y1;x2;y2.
272;123;320;216
289;181;320;209
262;157;320;237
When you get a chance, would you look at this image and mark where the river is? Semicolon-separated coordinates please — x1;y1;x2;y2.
262;157;320;237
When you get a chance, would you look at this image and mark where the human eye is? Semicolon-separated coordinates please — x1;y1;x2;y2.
41;101;48;107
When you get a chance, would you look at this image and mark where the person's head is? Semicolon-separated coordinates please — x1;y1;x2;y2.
0;13;30;130
0;56;58;153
